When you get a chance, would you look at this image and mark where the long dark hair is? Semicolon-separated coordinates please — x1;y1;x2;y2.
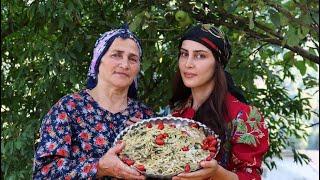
170;59;229;140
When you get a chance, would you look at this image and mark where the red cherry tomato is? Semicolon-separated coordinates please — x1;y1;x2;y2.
184;163;191;172
156;134;163;139
181;146;189;151
162;133;169;138
206;135;215;141
209;139;217;147
202;139;209;145
157;122;164;130
201;144;209;150
146;122;152;128
155;138;165;145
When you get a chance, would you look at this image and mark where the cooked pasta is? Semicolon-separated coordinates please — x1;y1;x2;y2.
119;121;218;176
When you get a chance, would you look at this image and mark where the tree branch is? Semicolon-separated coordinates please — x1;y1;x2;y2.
221;10;284;40
247;42;269;58
265;0;319;35
195;10;319;64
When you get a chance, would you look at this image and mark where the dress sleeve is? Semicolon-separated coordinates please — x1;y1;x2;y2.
229;106;269;180
33;100;99;180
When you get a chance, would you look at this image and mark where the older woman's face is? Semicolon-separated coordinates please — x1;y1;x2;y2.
179;40;216;89
98;38;140;89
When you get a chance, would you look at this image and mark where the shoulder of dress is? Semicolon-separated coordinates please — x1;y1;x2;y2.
130;99;154;111
226;94;249;117
226;94;264;122
53;90;85;108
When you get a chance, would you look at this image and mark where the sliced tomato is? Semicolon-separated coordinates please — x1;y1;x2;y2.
206;156;212;161
184;163;191;172
124;159;135;166
210;152;216;157
181;131;189;136
120;156;128;162
208;146;216;152
189;122;199;128
135;164;146;171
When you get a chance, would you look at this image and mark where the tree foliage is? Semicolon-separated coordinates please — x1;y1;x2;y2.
1;0;319;179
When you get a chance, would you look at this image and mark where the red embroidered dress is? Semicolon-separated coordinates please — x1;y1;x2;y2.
171;93;269;180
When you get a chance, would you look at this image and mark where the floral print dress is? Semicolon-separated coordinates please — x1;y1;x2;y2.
171;93;269;180
33;89;154;179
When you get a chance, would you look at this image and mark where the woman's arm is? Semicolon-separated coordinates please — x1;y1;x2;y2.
33;102;99;179
228;105;269;180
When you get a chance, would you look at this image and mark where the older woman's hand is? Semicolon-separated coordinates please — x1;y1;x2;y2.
125;117;142;126
172;160;219;180
97;142;145;179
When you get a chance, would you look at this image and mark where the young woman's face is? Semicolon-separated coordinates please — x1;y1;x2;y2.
179;40;216;89
98;38;140;89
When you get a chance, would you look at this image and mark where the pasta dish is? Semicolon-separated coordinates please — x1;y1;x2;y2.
118;119;219;176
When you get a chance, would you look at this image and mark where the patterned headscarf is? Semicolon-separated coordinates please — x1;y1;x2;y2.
180;24;232;67
87;27;142;99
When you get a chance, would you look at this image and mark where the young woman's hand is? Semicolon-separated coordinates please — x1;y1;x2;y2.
125;117;142;126
172;159;238;180
172;160;219;180
97;142;144;179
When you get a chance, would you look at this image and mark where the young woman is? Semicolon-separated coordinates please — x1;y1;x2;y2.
33;27;153;179
170;24;269;180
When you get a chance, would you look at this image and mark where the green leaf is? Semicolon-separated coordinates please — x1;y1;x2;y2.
287;26;300;46
129;11;145;32
15;140;22;150
305;58;318;71
227;0;239;13
142;58;152;71
294;60;307;76
283;51;294;62
311;11;319;24
269;9;281;27
279;14;288;26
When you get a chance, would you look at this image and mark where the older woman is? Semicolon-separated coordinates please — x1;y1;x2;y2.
33;27;153;179
170;24;269;180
